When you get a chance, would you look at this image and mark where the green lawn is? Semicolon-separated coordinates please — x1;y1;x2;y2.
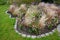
0;5;60;40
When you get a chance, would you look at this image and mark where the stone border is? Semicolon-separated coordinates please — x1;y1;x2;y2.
5;11;15;19
14;19;56;39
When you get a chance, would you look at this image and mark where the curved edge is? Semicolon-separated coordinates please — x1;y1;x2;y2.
14;19;56;39
5;11;15;19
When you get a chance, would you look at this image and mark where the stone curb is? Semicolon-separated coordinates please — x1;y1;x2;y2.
14;19;56;39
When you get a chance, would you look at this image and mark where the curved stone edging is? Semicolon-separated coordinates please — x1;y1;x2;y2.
5;11;15;19
14;19;56;39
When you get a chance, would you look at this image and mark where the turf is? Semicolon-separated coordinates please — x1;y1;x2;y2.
0;5;60;40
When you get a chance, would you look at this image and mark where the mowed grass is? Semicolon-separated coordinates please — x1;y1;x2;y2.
0;5;60;40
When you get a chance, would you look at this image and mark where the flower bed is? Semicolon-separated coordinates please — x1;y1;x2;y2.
7;2;60;38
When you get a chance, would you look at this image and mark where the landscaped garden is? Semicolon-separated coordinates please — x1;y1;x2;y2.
0;0;60;40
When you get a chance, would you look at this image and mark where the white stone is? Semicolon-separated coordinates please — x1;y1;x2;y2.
18;32;21;35
45;33;49;36
5;11;12;18
22;34;26;37
49;32;53;34
52;29;55;32
31;35;36;38
57;24;60;32
27;35;31;38
40;34;45;37
9;15;11;18
15;26;21;35
5;10;10;15
14;25;16;29
9;15;15;19
15;30;19;33
37;35;41;38
14;21;17;29
5;10;8;14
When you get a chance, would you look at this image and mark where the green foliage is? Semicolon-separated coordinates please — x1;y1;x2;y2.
0;0;7;5
28;27;40;35
48;17;58;30
54;0;60;5
19;24;40;35
48;24;53;30
19;24;23;30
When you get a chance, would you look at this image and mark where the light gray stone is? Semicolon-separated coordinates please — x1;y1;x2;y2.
49;32;53;34
45;33;49;36
57;24;60;32
26;35;31;38
5;10;8;14
40;34;45;37
31;35;36;38
22;34;26;37
37;35;41;38
52;29;55;32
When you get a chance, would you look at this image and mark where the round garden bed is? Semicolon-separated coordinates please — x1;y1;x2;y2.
7;2;60;38
14;19;60;38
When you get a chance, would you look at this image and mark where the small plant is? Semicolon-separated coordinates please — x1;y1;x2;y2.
28;27;40;35
48;24;53;30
